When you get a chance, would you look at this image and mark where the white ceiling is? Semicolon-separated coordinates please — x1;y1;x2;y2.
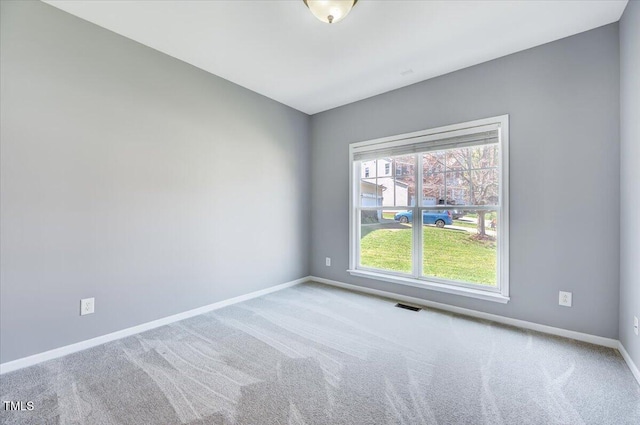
44;0;628;115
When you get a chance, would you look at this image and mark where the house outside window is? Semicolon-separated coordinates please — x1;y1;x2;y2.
349;115;509;303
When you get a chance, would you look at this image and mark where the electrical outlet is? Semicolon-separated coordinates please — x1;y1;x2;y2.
634;316;638;336
80;298;95;316
559;291;572;307
325;257;331;267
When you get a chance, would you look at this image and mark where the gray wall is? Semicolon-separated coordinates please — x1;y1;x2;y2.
619;0;640;367
310;24;621;338
0;0;629;366
0;1;310;363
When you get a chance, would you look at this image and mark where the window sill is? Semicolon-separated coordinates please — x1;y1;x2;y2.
347;269;510;304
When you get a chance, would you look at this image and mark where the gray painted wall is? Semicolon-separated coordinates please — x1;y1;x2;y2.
619;0;640;367
310;24;621;339
0;0;629;366
0;1;310;363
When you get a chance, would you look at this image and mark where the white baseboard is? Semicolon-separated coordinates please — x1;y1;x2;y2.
618;341;640;387
309;276;619;349
0;276;309;375
4;275;638;388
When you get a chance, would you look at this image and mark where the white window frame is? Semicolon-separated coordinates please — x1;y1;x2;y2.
348;115;510;303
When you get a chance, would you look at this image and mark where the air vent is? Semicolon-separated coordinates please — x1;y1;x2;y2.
395;303;421;312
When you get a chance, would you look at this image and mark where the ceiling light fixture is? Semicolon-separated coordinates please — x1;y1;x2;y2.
303;0;358;24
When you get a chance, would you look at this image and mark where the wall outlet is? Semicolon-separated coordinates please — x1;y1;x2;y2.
80;298;95;316
634;316;638;336
559;291;572;307
325;257;331;267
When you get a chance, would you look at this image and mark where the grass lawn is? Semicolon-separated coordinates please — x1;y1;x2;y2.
452;219;478;229
360;224;497;285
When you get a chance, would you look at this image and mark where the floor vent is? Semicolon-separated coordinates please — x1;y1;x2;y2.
395;303;421;312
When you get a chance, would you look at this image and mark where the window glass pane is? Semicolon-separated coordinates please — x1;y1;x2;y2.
387;155;415;207
360;178;382;207
422;209;498;286
446;144;499;171
470;169;499;205
444;171;467;205
361;159;378;179
360;159;381;207
422;172;444;205
443;144;499;205
423;151;445;173
360;155;416;208
421;209;453;228
360;209;412;274
444;169;499;206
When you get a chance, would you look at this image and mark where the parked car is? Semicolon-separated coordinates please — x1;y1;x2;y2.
451;209;465;220
394;210;453;227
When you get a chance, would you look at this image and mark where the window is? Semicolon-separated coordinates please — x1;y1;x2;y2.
349;116;509;303
384;162;390;175
364;167;370;178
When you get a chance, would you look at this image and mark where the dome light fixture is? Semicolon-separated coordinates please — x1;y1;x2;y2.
303;0;359;24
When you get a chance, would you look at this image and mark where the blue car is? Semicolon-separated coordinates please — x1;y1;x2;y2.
394;210;453;227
